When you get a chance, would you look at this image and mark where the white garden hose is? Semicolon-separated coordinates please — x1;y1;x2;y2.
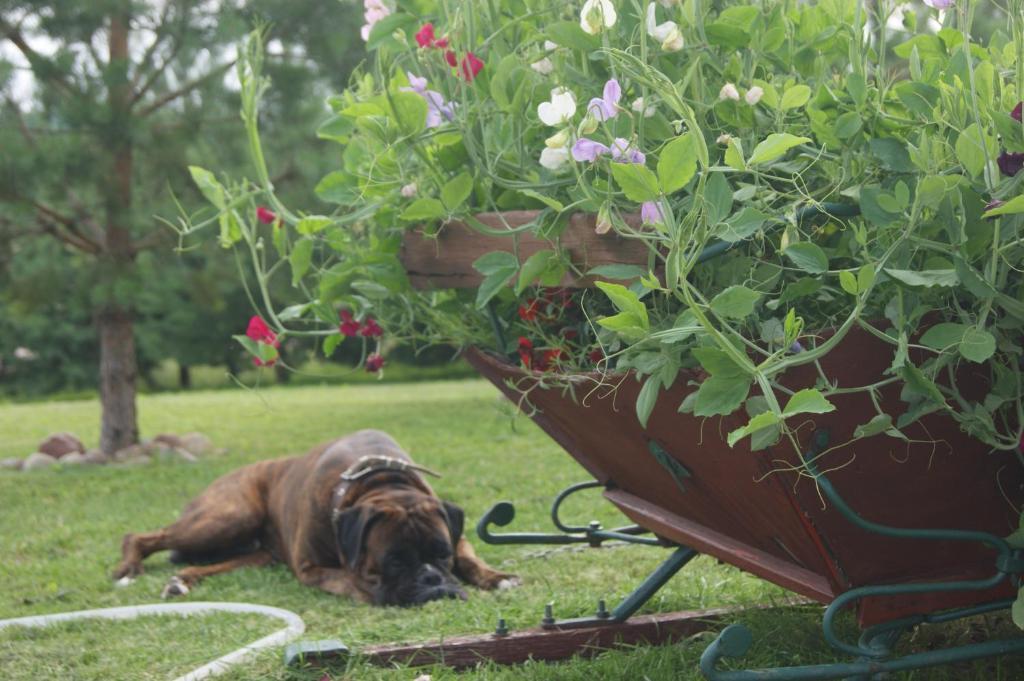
0;601;306;681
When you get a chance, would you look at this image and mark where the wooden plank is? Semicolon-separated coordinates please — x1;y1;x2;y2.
605;489;837;604
399;211;651;289
358;608;734;669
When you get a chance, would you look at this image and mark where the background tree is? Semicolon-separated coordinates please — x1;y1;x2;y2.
0;0;362;451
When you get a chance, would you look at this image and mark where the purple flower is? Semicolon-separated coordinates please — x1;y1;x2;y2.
587;79;621;122
401;72;455;128
789;341;805;354
984;199;1005;220
572;137;611;162
610;138;645;164
1013;102;1022;123
641;200;665;225
998;151;1024;177
923;0;953;8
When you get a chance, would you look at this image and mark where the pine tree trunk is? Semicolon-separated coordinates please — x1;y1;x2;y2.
179;363;191;389
98;305;139;454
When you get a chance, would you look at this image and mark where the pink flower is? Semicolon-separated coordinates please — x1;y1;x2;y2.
415;23;449;49
246;316;278;346
256;206;277;225
459;52;484;81
587;79;621;122
339;310;361;337
359;316;383;338
360;0;392;41
610;138;646;164
445;50;457;67
922;0;953;8
366;353;385;373
401;72;456;128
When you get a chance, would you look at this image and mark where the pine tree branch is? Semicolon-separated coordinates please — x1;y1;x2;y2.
130;0;176;92
132;35;185;105
38;216;102;254
0;17;77;97
131;228;172;254
136;59;236;117
0;190;104;254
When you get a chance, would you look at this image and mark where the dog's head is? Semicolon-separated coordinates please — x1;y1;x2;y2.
333;488;466;606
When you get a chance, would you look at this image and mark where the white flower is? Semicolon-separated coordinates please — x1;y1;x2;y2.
540;146;571;170
645;3;684;52
13;347;37;361
538;87;577;126
544;40;559;51
719;82;740;101
400;182;418;198
745;86;764;105
631;97;656;118
531;58;554;75
580;0;617;35
658;0;680;5
716;133;733;145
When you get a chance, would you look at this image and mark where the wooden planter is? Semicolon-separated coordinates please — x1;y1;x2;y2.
402;214;1024;628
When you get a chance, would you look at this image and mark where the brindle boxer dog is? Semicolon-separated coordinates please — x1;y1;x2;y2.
113;430;518;605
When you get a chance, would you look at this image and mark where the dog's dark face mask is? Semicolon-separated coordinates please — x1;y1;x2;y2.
334;492;466;606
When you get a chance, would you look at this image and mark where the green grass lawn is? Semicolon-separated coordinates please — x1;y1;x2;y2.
1;379;1021;680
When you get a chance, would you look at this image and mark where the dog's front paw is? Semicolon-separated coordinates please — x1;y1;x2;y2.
496;575;522;590
112;562;142;582
161;575;191;599
477;571;521;591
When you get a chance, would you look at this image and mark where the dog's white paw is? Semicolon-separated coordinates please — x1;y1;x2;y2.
161;576;190;599
115;576;135;588
496;576;521;590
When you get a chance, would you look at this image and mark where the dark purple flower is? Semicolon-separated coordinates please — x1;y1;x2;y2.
789;341;805;354
985;199;1005;217
572;137;611;162
587;79;621;122
365;353;385;373
1012;101;1022;123
998;151;1024;177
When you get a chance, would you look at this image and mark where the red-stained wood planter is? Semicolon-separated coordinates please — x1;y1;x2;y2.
403;212;1024;628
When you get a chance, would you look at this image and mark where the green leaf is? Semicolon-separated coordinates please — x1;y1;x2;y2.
854;414;894;438
366;12;417;50
441;172;474;211
233;335;278;364
833;111;863;139
724;138;745;171
588;264;646;280
869;138;914;172
857;265;875;293
595;281;649;328
658;133;698;194
782;388;836;417
704;172;733;225
693;374;751;417
920;323;969;351
546;20;600;51
715;207;768;242
784;242;829;274
315;171;359;204
779;84;811;110
519;189;565;212
636;375;661;428
1012;588;1024;629
748;134;812;165
473;252;519;308
692;347;746;377
839;270;858;295
611;163;660;202
218;213;241;248
982;194;1024;218
597;312;648;342
189;166;225;209
710;285;761;319
388;90;428;134
955;123;997;178
323;333;344;358
400;198;447;221
847;72;867;107
884;268;959;288
727;411;780;447
290;239;314;286
295;216;333;235
959;327;996;363
516;249;557;295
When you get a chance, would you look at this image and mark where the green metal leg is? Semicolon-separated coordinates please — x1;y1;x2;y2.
698;429;1024;680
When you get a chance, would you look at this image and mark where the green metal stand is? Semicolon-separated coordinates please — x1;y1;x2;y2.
477;480;698;628
699;429;1024;681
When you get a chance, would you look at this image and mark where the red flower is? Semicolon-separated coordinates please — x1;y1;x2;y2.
256;206;277;225
561;328;578;340
445;50;457;67
360;316;383;338
1012;101;1022;123
460;52;484;81
517;337;533;369
339;310;361;337
366;353;385;373
588;348;604;364
538;348;562;371
518;299;539;322
415;23;450;49
246;316;279;347
415;23;437;48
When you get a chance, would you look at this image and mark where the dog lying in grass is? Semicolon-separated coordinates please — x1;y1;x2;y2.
114;430;518;605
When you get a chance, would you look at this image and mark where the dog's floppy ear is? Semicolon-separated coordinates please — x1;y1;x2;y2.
334;507;373;567
441;501;465;544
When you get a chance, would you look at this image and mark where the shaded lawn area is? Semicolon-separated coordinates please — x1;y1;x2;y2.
1;380;1021;679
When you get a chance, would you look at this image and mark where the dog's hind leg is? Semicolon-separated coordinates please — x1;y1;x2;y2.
452;538;521;591
161;550;274;598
